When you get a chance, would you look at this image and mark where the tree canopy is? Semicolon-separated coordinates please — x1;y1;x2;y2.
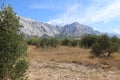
0;4;28;80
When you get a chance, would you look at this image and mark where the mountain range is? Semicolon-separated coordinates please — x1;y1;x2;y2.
19;17;101;38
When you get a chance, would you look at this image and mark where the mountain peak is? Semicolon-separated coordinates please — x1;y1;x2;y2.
72;22;80;25
19;17;100;38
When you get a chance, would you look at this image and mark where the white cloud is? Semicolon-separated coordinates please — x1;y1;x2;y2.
113;29;120;34
89;0;120;23
93;28;98;31
47;0;120;25
47;3;84;25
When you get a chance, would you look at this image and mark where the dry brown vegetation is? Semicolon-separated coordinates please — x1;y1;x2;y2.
27;45;120;68
27;45;120;80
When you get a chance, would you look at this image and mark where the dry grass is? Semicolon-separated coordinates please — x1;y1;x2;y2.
27;45;120;69
27;45;120;80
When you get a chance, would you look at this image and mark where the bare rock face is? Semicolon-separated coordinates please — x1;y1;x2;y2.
20;16;60;37
61;22;100;37
19;17;100;37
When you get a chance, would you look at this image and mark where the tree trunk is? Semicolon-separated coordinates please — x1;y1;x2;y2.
107;52;111;57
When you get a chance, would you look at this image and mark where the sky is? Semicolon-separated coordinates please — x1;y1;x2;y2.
2;0;120;34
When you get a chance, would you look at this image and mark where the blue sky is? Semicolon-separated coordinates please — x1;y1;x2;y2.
3;0;120;34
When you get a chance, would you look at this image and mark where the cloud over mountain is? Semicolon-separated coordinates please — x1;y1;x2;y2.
47;0;120;25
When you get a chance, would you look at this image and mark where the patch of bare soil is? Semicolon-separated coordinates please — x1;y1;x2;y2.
27;61;120;80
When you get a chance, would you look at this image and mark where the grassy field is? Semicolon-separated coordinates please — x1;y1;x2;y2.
27;45;120;80
27;45;120;69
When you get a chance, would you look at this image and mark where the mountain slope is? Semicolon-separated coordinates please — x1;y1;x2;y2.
61;22;100;37
19;17;100;37
20;17;60;37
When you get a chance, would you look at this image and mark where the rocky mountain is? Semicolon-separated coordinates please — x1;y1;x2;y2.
61;22;100;37
19;17;100;38
20;17;60;37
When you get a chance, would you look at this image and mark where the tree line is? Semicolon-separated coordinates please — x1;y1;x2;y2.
27;34;120;57
27;37;80;48
81;34;120;57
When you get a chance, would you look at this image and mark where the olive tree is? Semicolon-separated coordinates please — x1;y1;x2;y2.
91;34;120;57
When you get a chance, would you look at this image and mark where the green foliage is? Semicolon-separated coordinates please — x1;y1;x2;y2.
60;38;80;47
91;34;120;57
80;35;98;48
49;38;59;48
38;38;60;49
60;38;72;46
27;37;81;49
13;60;28;80
27;34;120;58
27;36;40;46
91;42;104;57
39;38;49;49
79;34;120;57
107;36;120;57
27;37;60;49
0;4;28;80
70;40;80;47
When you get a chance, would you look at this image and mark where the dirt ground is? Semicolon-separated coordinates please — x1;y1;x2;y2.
27;46;120;80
